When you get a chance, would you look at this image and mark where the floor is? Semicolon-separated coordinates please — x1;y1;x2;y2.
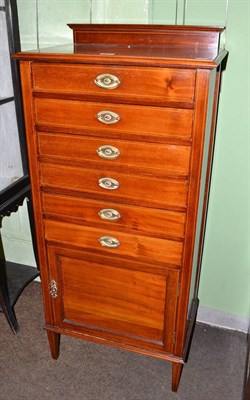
0;282;248;400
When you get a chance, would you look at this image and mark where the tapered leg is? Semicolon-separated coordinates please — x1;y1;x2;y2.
47;330;61;359
172;362;183;392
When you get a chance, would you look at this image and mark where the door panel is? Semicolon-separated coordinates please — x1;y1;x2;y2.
48;245;180;352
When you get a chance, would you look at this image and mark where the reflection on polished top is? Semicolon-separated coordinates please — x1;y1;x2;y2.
24;43;222;60
14;24;226;68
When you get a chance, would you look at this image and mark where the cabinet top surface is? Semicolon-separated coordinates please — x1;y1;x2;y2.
14;24;227;68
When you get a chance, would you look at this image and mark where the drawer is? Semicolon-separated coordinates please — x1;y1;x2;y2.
40;163;188;210
42;193;186;239
38;132;191;178
34;98;193;140
32;63;196;105
44;219;183;267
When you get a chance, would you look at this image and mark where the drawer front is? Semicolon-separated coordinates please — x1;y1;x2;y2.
32;63;196;104
38;132;191;178
40;163;188;209
34;98;193;140
48;245;180;351
42;193;186;239
44;219;183;266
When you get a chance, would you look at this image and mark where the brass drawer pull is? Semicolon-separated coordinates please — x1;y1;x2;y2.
97;145;120;160
98;177;119;190
96;110;120;125
94;73;120;90
99;236;120;248
98;208;121;221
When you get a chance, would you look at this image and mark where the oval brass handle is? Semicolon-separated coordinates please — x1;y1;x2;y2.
97;145;120;160
99;236;120;248
98;177;119;190
94;73;121;90
96;111;120;125
98;208;121;221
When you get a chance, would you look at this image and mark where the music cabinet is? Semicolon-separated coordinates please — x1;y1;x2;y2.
14;24;228;392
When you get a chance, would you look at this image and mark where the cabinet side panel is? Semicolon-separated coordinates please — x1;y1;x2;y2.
188;69;220;310
174;68;216;358
19;61;53;324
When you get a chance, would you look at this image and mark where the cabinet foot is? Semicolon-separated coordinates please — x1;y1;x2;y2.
47;330;60;359
172;362;183;392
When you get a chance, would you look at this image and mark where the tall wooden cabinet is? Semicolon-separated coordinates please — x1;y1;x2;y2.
14;25;227;392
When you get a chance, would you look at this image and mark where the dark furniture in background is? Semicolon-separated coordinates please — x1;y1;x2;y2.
0;0;39;333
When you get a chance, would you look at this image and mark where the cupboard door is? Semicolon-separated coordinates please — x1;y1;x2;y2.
47;245;180;353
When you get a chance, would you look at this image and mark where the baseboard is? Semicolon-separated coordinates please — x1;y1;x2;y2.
197;305;249;333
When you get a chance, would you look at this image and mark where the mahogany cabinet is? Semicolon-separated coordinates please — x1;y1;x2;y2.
14;24;228;392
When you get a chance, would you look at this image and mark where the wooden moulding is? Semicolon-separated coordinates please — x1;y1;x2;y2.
68;24;225;50
13;24;228;70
